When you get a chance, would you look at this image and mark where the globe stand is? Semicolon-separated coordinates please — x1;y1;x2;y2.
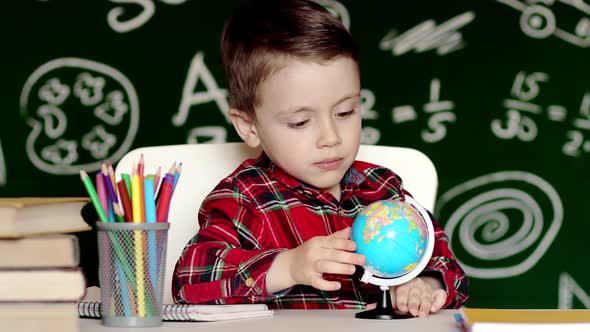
355;286;412;320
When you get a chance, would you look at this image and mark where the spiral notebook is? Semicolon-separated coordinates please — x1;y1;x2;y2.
77;301;273;322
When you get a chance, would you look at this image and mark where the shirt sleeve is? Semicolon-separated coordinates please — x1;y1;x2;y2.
172;187;289;304
419;209;470;308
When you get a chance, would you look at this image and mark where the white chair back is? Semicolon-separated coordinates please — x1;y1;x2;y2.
115;143;437;304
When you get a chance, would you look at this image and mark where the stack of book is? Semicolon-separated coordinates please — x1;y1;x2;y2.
0;197;91;332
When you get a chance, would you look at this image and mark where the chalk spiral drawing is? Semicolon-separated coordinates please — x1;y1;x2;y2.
559;272;590;308
497;0;590;47
380;11;475;56
107;0;187;33
19;58;139;174
437;171;563;279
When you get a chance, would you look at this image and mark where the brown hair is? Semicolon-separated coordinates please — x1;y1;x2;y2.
220;0;359;118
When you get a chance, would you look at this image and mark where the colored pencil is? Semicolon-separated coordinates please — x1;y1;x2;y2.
131;166;141;222
156;180;173;223
139;176;146;222
130;166;146;316
112;202;125;223
153;166;161;194
143;178;157;223
102;164;118;204
95;172;110;222
117;180;133;222
80;171;108;222
173;162;182;191
133;228;146;316
121;173;132;197
107;162;118;196
156;162;176;204
143;177;158;292
138;154;145;177
107;196;115;222
114;257;132;316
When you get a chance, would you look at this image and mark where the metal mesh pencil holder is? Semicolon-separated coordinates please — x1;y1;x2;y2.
96;222;169;327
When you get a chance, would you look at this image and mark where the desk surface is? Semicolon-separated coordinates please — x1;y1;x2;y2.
80;309;461;332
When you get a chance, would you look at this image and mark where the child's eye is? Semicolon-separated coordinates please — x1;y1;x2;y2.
287;120;310;129
336;109;356;118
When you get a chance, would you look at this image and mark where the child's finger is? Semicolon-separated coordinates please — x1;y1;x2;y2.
417;294;432;317
328;227;351;239
326;249;365;266
407;286;421;316
325;238;357;251
315;260;356;275
310;276;341;291
430;289;447;312
394;285;410;312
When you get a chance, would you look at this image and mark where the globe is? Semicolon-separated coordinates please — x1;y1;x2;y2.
351;197;432;288
351;199;428;279
350;196;436;319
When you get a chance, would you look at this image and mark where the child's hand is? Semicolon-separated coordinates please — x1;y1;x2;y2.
390;276;447;317
281;227;366;291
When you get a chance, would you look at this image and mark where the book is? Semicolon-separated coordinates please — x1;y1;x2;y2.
78;287;273;321
0;234;80;268
0;197;91;238
0;268;86;302
457;308;590;332
78;301;273;321
0;302;79;332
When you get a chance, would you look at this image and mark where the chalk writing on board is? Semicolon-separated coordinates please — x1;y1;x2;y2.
172;51;229;143
20;58;139;174
314;0;350;30
107;0;187;33
563;92;590;157
391;78;456;143
497;0;590;47
437;171;563;279
360;89;380;145
379;11;475;56
0;139;5;187
491;71;548;142
491;71;590;157
559;272;590;309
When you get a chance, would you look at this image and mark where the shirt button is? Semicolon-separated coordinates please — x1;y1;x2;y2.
245;277;255;287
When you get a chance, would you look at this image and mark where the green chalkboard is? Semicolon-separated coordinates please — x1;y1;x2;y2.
1;0;589;309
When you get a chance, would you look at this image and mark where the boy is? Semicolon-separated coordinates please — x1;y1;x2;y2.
173;0;468;317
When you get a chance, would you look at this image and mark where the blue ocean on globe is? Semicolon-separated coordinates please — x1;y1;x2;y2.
351;199;428;278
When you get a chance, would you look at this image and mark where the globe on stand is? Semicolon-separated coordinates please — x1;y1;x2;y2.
351;196;435;319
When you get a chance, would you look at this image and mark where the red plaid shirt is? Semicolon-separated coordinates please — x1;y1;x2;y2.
172;153;469;309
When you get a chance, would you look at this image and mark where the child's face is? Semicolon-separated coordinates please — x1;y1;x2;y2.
252;56;361;196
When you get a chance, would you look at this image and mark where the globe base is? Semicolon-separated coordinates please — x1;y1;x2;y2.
355;289;414;320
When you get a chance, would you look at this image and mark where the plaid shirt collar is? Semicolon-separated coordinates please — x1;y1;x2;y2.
254;152;367;198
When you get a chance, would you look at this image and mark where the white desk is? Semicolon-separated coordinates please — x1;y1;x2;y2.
80;309;461;332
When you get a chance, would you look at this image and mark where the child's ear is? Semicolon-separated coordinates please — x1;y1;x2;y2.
229;108;261;148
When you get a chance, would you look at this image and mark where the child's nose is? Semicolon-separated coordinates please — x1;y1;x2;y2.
317;119;342;148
